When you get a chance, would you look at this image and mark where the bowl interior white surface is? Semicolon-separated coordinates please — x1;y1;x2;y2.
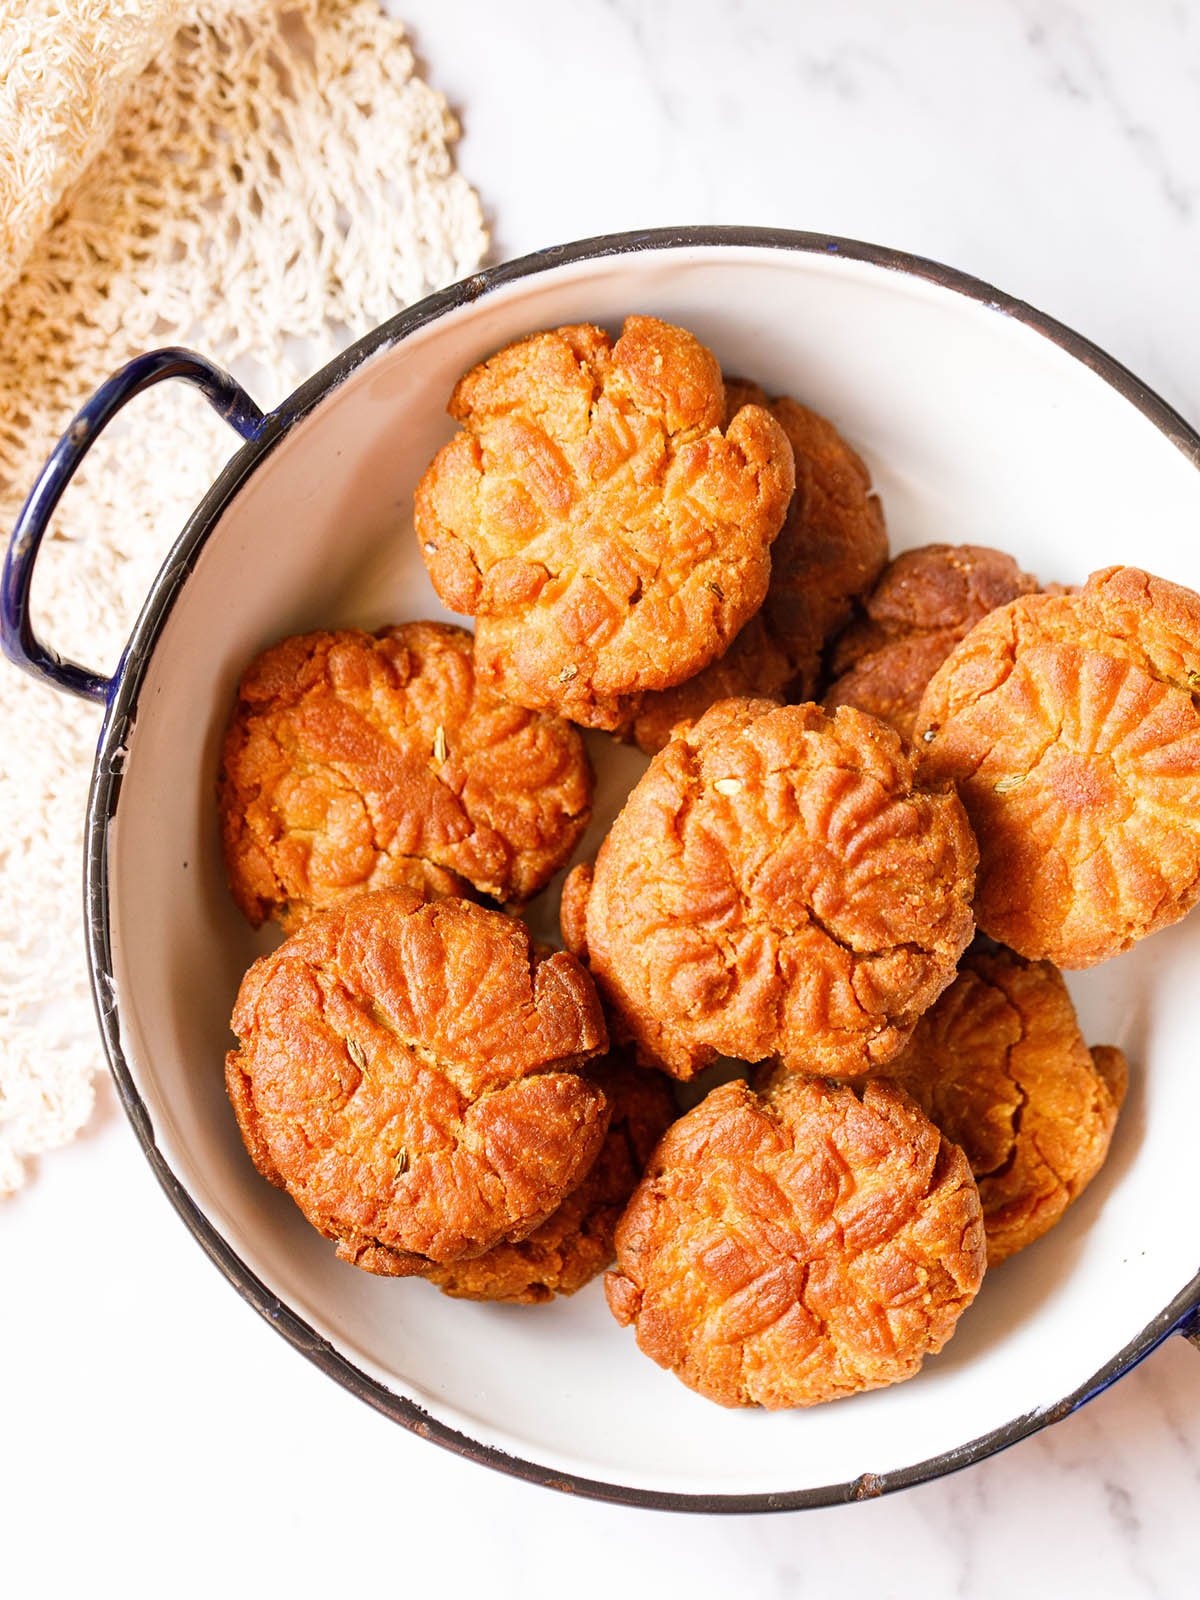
105;244;1200;1499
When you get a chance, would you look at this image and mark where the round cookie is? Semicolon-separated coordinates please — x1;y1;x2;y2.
219;621;593;930
413;317;796;729
424;1057;676;1304
226;889;610;1275
886;946;1127;1264
562;698;977;1081
618;386;888;754
605;1075;986;1409
916;565;1200;966
824;543;1037;743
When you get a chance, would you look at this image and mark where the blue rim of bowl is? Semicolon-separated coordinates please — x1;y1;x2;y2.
83;225;1200;1513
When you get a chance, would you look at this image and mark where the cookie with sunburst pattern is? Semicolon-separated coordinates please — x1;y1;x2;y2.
917;566;1200;966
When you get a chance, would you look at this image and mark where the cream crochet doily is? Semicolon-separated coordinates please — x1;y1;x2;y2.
0;0;487;1192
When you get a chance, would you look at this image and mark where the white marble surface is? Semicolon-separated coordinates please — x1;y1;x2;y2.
5;1;1200;1594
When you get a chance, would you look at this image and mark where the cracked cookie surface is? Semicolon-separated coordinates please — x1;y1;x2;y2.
886;946;1126;1264
424;1055;676;1304
414;318;795;728
219;621;593;930
605;1075;985;1408
916;565;1200;965
226;889;610;1274
617;385;887;754
563;698;977;1080
824;543;1037;743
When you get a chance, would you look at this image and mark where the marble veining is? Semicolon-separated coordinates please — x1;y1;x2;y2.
1017;0;1196;218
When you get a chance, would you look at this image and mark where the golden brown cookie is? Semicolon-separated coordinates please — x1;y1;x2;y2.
226;889;610;1275
413;318;795;729
424;1056;676;1304
916;565;1200;965
605;1075;985;1409
886;947;1126;1264
563;698;977;1080
219;622;593;931
759;397;890;697
617;387;888;754
824;543;1038;742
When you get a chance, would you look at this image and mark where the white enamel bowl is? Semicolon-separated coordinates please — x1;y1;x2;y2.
13;229;1200;1510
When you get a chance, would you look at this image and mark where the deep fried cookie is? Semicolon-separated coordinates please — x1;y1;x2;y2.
605;1075;985;1408
760;398;890;698
414;318;795;728
219;622;592;931
424;1057;676;1304
226;890;610;1275
824;544;1038;743
619;387;888;754
917;565;1200;965
563;698;977;1080
886;947;1126;1264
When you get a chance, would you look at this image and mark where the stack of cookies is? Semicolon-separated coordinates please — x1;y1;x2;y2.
218;314;1200;1410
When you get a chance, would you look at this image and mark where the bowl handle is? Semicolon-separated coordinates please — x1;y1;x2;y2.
1;347;265;704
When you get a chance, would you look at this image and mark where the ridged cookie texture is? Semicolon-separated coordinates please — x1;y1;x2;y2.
220;621;592;929
426;1056;676;1304
825;543;1037;744
415;317;795;728
917;565;1200;966
606;1075;986;1408
886;945;1126;1264
226;890;610;1276
618;385;887;754
563;698;977;1080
